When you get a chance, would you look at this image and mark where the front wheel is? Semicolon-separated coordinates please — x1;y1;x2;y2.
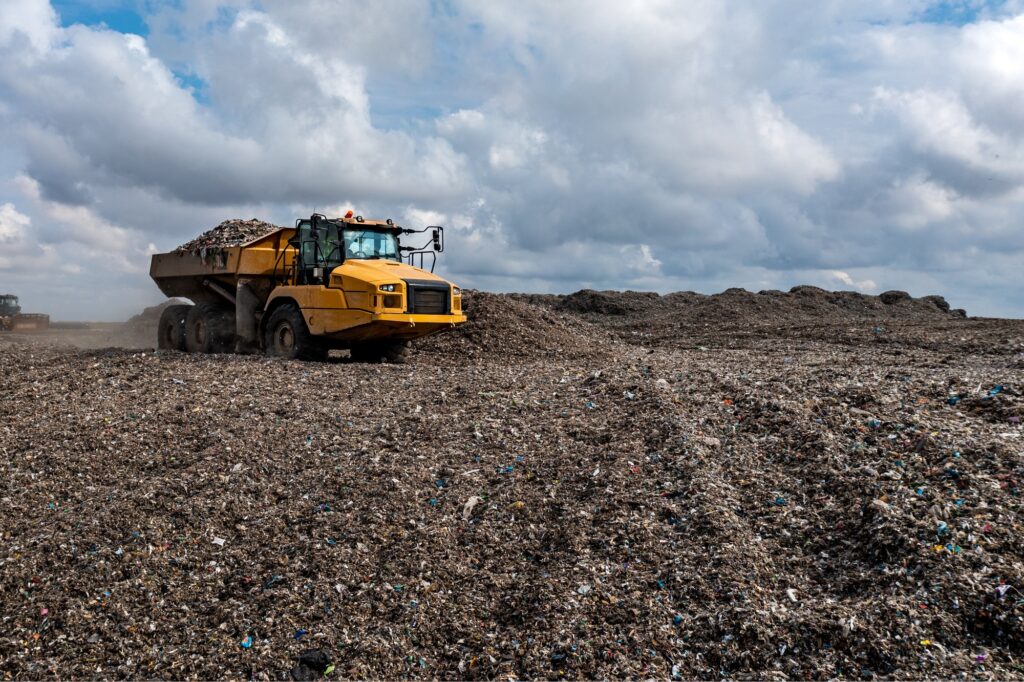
263;304;324;361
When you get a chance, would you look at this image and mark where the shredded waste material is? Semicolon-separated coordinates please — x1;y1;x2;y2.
174;219;281;255
1;287;1022;679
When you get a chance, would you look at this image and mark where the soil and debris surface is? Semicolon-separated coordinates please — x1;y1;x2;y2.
2;287;1023;679
175;219;281;254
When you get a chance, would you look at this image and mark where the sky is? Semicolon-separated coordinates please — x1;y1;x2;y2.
0;0;1022;320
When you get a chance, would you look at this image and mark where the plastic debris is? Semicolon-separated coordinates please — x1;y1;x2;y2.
462;496;483;521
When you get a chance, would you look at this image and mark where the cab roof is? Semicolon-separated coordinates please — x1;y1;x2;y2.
316;216;401;232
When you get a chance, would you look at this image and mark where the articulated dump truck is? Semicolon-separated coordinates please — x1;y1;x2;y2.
150;214;466;362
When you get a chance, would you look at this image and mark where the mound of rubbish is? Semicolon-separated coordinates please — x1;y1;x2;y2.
556;289;661;316
499;287;984;353
536;286;965;325
175;218;281;254
106;299;188;348
419;290;612;359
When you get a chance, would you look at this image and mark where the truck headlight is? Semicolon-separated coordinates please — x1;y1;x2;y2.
452;287;461;296
380;283;398;292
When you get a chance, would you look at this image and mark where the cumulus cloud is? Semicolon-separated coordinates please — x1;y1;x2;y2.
0;0;1023;319
0;202;30;244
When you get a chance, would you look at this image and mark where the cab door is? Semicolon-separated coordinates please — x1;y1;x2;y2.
293;219;343;285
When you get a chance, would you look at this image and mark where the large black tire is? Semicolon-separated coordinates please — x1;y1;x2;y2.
185;303;235;354
350;340;410;364
157;304;191;351
263;303;324;361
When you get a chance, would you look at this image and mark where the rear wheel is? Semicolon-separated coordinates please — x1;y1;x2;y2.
157;303;191;351
263;303;324;361
185;303;235;353
350;340;410;364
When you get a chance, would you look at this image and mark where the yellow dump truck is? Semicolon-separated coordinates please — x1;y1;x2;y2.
150;214;466;361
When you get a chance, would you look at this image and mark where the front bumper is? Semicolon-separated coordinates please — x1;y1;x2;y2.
306;308;467;342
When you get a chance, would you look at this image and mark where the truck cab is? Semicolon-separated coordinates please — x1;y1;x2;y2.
261;214;463;358
0;294;21;317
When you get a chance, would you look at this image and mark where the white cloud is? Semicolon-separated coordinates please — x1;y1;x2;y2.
874;87;1024;181
11;174;149;273
0;0;57;51
0;0;1023;318
881;175;958;231
0;202;29;242
828;270;878;292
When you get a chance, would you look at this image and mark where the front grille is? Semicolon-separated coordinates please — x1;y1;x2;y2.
406;281;450;314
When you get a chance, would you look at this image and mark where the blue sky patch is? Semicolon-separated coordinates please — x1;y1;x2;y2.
918;0;1006;25
52;0;149;36
173;70;210;105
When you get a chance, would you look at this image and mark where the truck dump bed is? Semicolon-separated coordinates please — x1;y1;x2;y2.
10;314;50;332
150;228;296;302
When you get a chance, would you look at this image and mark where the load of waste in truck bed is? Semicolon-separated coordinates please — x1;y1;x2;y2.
174;219;281;254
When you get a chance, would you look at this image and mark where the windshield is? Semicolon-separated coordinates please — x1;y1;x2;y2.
343;229;399;261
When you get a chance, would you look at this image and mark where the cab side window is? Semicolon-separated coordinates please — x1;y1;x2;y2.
297;223;316;268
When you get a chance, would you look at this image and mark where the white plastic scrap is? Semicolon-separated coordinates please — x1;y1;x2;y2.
463;496;482;521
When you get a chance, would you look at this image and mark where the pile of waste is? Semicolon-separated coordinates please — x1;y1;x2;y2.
517;286;966;325
421;290;614;360
1;290;1022;679
174;219;281;254
104;300;189;348
509;287;990;354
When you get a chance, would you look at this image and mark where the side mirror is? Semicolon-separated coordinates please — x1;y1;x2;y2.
432;229;441;251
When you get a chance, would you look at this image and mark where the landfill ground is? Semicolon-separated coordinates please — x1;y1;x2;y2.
1;287;1022;679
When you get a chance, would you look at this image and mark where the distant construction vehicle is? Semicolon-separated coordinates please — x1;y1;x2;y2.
0;294;50;332
150;213;466;361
